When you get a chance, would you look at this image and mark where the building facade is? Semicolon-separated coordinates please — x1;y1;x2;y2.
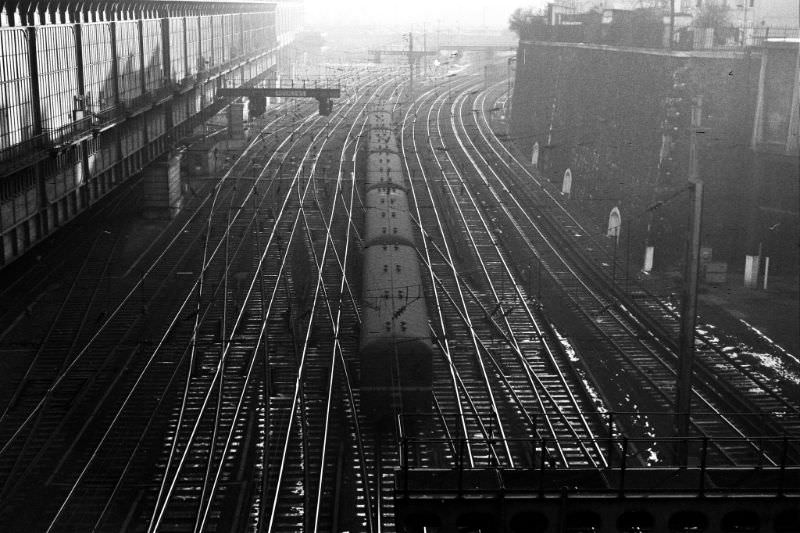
0;0;303;266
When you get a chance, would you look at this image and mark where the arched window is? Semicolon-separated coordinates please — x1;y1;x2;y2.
531;141;540;168
562;168;572;196
607;207;621;241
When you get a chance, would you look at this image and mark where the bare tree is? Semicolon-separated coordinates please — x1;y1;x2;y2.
694;0;730;28
509;7;542;39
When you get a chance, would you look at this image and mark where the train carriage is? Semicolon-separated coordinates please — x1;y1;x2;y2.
360;244;432;419
366;151;404;190
360;106;432;423
363;186;415;247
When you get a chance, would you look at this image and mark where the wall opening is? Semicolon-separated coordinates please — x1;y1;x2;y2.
668;511;708;533
562;168;572;196
403;512;442;530
607;206;621;241
618;510;654;532
721;510;759;532
510;512;548;533
458;512;495;532
566;510;602;533
774;508;800;533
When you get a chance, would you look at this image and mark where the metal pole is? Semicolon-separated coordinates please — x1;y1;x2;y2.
408;32;414;95
699;437;708;496
675;97;704;466
507;58;511;98
618;437;628;497
669;0;675;50
611;232;618;286
625;220;631;294
778;434;788;496
538;438;547;497
537;256;542;300
423;27;427;75
457;438;464;495
403;436;409;495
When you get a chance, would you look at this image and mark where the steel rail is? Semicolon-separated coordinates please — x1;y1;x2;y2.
150;116;245;528
407;75;537;466
152;126;329;532
0;173;144;327
446;83;605;466
46;107;325;532
0;221;131;499
423;78;544;468
265;76;399;533
419;78;526;466
181;74;398;530
428;87;577;464
193;192;237;533
310;79;409;533
144;109;325;531
463;83;742;463
477;82;799;418
410;220;572;446
258;75;403;533
400;78;487;467
469;81;775;464
0;109;299;461
310;110;372;533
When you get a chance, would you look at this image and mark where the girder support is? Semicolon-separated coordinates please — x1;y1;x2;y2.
218;87;341;116
396;467;799;533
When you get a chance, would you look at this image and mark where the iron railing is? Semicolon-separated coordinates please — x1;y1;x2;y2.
529;22;800;51
399;435;800;497
678;25;800;51
91;104;125;130
43;116;92;146
0;134;47;167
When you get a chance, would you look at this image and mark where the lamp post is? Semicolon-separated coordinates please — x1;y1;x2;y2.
669;0;675;50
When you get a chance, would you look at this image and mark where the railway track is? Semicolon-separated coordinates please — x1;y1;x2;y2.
0;59;796;532
441;76;799;464
0;67;410;530
396;70;607;475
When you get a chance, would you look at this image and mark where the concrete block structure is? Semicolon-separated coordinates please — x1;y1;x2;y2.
142;152;183;219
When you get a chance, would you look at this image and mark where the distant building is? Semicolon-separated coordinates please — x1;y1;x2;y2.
549;1;799;29
682;0;800;29
547;0;645;25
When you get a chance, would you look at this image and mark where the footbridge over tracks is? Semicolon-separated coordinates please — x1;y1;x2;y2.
369;43;515;64
219;81;342;115
368;31;516;63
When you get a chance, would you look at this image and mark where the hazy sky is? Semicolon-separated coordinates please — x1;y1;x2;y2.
303;0;545;29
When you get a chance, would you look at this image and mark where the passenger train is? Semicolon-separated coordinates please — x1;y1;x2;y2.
359;105;432;423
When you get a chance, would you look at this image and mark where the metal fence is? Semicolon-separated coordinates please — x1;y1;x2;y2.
398;435;800;497
534;22;800;51
678;25;800;51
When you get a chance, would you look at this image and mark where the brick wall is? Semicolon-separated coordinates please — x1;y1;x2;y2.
511;42;770;272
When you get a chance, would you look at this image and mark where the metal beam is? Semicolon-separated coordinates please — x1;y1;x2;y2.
218;87;341;99
368;49;435;57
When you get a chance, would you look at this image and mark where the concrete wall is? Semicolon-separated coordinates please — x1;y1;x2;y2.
510;41;797;275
